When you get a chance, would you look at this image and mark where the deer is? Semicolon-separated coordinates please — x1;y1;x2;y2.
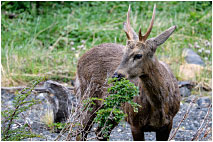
74;5;180;141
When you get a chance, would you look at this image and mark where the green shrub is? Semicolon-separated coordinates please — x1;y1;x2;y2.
94;78;140;139
1;78;44;141
47;122;66;132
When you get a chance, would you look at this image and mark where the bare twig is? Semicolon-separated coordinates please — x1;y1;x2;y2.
199;116;211;141
86;136;98;141
168;97;198;141
200;127;212;141
191;103;212;141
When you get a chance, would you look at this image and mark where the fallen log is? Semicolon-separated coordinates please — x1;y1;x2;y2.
1;81;75;123
1;86;74;93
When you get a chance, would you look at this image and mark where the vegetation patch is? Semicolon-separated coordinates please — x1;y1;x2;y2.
1;2;212;94
93;78;140;139
1;78;44;141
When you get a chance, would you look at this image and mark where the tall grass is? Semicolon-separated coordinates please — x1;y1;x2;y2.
1;1;212;86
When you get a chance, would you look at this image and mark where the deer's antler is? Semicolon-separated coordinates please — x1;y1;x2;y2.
139;4;156;42
124;5;138;40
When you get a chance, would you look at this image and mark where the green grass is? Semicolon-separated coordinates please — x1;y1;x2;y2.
1;1;212;86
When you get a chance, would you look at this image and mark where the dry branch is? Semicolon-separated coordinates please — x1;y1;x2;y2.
200;127;212;141
168;97;198;141
191;104;212;141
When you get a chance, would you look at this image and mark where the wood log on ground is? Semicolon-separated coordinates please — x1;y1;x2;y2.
1;80;74;123
44;80;71;123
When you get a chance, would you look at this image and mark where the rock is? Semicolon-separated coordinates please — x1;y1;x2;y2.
178;81;195;90
185;95;197;103
194;121;199;127
197;97;211;108
5;100;14;108
36;93;46;101
182;48;205;66
1;82;212;141
189;124;196;130
180;87;191;97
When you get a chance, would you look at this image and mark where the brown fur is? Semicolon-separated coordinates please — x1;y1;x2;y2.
75;6;180;141
75;42;180;141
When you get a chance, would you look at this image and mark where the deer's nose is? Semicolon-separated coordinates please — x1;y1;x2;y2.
112;72;125;81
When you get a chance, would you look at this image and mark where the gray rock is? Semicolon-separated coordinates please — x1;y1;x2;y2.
36;93;46;101
182;48;205;66
185;95;196;103
178;81;195;90
1;85;212;141
189;124;196;130
197;97;211;108
180;87;191;97
194;121;199;127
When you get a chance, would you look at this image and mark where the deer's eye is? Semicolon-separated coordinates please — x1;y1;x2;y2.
133;54;142;60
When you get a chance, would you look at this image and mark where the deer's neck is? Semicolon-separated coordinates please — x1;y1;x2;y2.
139;57;168;108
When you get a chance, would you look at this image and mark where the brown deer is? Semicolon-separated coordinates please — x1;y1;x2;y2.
75;5;180;141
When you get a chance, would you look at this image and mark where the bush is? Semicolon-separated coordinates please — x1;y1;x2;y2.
1;79;44;141
94;78;140;139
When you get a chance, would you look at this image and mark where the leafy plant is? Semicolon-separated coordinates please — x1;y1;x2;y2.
47;122;66;132
1;78;44;141
94;78;140;139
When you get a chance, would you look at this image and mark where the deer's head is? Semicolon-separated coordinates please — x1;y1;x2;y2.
113;5;176;80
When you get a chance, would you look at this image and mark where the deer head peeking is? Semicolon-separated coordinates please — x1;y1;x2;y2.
113;4;176;80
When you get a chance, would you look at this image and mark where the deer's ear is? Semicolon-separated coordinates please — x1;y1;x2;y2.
153;26;176;46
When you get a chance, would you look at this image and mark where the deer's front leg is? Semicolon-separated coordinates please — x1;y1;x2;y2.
131;126;145;141
156;122;172;141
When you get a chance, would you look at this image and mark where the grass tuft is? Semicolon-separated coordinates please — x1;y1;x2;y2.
1;1;212;86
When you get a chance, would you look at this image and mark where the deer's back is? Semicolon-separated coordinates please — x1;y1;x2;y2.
75;43;125;99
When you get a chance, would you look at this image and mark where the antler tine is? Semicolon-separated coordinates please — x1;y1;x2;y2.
140;4;156;42
126;5;133;40
127;5;131;26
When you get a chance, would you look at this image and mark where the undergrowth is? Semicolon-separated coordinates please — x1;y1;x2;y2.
94;78;140;140
1;78;44;141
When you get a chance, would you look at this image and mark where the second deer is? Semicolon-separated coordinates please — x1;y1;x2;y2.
75;4;180;141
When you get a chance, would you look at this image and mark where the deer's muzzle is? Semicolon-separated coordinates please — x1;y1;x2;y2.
112;72;125;81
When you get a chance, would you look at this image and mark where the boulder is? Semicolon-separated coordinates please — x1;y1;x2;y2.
179;87;191;97
182;48;205;66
